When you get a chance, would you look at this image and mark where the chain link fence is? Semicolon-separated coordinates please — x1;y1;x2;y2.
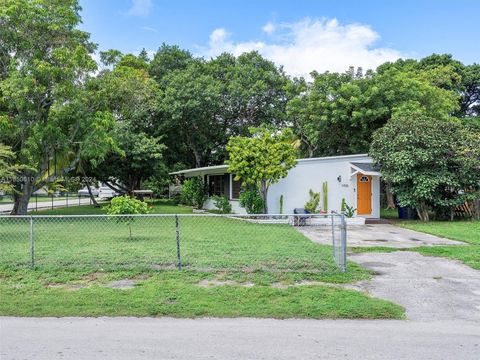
0;214;347;272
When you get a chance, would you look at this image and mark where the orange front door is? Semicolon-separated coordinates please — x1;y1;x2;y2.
357;174;372;215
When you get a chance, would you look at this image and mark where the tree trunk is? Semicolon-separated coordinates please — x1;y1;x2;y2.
10;180;34;215
260;181;268;214
473;199;480;220
192;149;202;168
416;202;429;222
385;181;396;209
85;182;100;207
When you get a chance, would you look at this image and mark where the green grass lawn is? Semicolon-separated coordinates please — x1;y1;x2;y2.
397;220;480;270
380;208;398;219
0;200;404;319
27;199;193;215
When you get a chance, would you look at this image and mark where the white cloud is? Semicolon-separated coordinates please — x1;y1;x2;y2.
126;0;152;17
141;26;158;33
262;22;276;35
199;18;406;78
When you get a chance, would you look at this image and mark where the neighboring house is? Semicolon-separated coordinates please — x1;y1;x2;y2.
170;154;381;218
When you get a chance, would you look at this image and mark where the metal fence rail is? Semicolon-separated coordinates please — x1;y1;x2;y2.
0;213;347;272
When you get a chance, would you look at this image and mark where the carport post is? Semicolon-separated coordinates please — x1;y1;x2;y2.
175;214;182;270
29;216;35;268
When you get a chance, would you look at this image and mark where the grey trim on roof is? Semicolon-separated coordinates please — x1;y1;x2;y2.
350;162;380;173
169;154;374;176
169;164;228;176
350;162;382;176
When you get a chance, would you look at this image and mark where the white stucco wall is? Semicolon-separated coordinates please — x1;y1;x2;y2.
178;154;380;218
267;155;380;218
204;198;246;214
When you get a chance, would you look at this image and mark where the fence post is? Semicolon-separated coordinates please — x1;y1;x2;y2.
340;214;347;272
175;214;181;270
30;216;35;268
331;214;335;260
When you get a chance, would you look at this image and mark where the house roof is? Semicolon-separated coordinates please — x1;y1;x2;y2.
169;154;374;176
350;162;382;176
169;164;228;176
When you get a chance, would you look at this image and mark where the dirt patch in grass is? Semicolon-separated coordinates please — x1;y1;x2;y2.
45;283;87;291
83;272;107;282
105;279;136;290
197;279;255;287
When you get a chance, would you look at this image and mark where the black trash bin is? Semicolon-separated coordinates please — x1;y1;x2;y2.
293;208;311;226
397;206;417;220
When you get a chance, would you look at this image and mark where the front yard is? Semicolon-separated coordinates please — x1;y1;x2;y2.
0;201;404;319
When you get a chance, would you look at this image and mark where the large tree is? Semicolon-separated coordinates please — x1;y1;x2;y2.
0;0;115;214
157;50;290;168
370;113;480;221
87;53;166;194
287;64;459;157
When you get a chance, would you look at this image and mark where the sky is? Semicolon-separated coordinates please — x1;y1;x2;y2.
79;0;479;78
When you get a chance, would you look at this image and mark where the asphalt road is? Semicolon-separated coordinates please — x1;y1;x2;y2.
1;317;479;360
0;197;93;213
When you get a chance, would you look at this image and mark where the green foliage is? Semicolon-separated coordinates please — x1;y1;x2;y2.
181;177;208;209
304;189;320;213
279;195;284;215
0;0;115;214
227;128;297;213
105;196;149;216
105;195;150;240
159;51;289;167
212;196;232;214
322;181;328;212
87;55;165;193
0;144;19;192
343;203;356;218
239;189;264;214
287;62;460;157
370;113;480;221
341;198;347;212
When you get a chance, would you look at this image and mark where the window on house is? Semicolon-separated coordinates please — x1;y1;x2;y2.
359;175;370;183
231;175;242;199
208;175;224;196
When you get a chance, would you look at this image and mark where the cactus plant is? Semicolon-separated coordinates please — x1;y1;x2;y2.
304;189;320;213
279;194;284;214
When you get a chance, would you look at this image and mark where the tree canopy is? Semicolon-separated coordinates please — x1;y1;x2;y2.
226;128;297;213
370;113;480;221
1;0;478;218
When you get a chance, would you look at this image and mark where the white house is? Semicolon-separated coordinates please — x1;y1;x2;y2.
170;154;381;218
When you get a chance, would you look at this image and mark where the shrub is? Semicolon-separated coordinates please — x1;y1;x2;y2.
304;189;320;213
342;202;356;218
212;196;232;214
239;188;264;214
181;177;208;209
279;194;284;214
105;196;149;240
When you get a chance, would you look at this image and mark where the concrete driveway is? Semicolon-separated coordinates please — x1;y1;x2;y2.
348;251;480;321
2;317;479;360
299;223;465;248
300;223;480;322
